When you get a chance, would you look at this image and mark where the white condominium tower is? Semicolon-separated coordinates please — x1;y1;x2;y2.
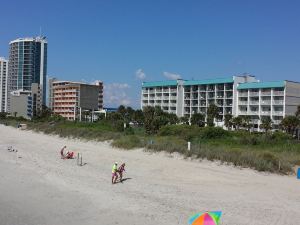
0;57;8;112
141;75;300;131
8;36;47;111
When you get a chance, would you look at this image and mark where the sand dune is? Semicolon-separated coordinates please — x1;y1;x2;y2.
0;125;299;225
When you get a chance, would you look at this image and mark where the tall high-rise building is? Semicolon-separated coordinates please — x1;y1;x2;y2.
0;57;9;112
8;36;47;111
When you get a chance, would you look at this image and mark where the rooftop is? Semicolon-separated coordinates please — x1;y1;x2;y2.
142;80;178;88
183;77;234;86
237;81;285;90
9;36;47;44
52;80;102;86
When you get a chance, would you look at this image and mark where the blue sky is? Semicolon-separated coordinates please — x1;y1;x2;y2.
1;0;300;108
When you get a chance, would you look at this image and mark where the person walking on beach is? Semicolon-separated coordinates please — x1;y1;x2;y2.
118;163;126;182
112;162;118;184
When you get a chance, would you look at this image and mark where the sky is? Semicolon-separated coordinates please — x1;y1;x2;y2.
1;0;300;108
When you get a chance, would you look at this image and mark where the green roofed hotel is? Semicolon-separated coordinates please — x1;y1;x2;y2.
141;75;300;131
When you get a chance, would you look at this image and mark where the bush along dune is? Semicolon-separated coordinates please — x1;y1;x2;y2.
1;107;300;175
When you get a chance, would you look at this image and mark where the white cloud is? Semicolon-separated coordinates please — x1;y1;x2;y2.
163;71;181;80
135;69;146;80
104;83;131;107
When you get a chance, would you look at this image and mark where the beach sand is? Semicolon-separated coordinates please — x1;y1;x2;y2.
0;125;299;225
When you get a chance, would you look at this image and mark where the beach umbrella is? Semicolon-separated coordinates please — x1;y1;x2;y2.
188;211;222;225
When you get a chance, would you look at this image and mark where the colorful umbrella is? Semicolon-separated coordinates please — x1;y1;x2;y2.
188;211;222;225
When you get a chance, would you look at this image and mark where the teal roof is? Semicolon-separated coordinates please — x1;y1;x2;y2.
183;77;233;86
237;81;285;89
142;80;178;87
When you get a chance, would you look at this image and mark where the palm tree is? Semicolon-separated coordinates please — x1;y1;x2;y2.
241;115;252;131
260;117;272;133
191;113;205;127
224;114;233;130
296;105;300;118
207;104;219;127
179;116;189;125
232;116;243;130
280;115;300;135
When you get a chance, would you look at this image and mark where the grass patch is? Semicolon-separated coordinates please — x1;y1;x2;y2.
1;119;300;174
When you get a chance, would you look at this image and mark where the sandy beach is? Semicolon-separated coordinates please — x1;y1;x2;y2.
0;125;299;225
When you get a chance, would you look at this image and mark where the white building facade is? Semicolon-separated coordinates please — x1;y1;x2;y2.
141;75;300;131
0;57;9;112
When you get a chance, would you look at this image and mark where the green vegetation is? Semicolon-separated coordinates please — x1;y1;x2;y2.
1;105;300;175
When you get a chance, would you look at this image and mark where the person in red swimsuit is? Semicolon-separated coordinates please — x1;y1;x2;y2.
118;163;126;182
60;146;74;159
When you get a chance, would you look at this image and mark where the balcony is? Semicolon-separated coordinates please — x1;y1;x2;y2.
170;89;177;93
238;101;248;105
273;120;282;125
261;100;271;105
261;91;271;96
239;92;248;97
249;92;259;96
273;91;284;96
250;101;259;105
273;111;283;116
261;111;271;115
248;111;259;115
170;96;177;100
238;111;248;115
273;100;284;105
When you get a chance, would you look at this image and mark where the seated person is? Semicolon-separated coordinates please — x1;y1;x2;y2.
60;146;74;159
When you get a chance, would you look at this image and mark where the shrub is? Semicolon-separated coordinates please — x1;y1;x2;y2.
199;127;230;139
112;135;142;149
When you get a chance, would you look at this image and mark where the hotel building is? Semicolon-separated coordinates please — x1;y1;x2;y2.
10;83;42;119
49;80;103;120
141;75;300;130
8;37;47;111
0;57;8;112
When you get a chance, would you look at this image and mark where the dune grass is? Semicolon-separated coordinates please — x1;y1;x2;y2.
1;119;299;174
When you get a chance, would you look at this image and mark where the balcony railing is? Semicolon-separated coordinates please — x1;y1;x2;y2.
272;100;284;105
273;120;282;125
273;91;284;96
261;91;271;96
250;101;259;105
238;101;248;105
248;111;259;115
249;92;259;96
261;100;271;105
273;111;283;116
239;92;248;97
261;111;271;115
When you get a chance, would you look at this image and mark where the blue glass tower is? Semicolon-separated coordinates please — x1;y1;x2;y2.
8;37;47;109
